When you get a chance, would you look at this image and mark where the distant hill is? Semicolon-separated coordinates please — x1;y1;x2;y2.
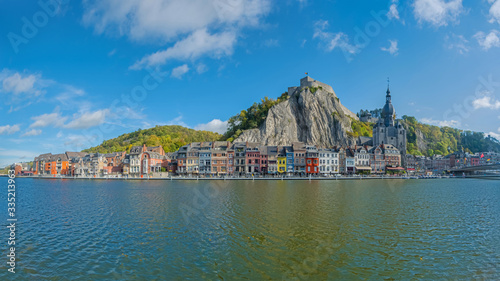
402;116;500;156
82;125;222;154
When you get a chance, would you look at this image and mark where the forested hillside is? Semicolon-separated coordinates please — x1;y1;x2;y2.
403;116;500;156
83;126;221;154
222;92;289;141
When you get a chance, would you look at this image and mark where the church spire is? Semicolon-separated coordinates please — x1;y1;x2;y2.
382;78;395;127
386;77;391;96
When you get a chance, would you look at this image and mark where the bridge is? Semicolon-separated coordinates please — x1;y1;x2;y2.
448;164;500;179
449;163;500;173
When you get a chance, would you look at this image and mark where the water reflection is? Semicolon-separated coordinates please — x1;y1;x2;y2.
0;178;498;280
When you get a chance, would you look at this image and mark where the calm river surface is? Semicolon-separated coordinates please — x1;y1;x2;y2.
0;178;499;280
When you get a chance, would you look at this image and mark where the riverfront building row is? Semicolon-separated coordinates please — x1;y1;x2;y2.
20;145;500;178
30;142;406;177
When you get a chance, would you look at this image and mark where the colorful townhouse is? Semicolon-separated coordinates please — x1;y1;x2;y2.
381;144;402;173
318;148;339;175
227;147;235;175
103;151;126;175
259;146;268;174
212;141;230;175
345;148;356;174
293;142;306;174
165;152;178;174
34;153;52;175
245;142;261;174
267;146;279;174
186;143;200;175
337;147;346;174
176;145;188;174
285;146;294;175
143;145;166;174
354;146;371;174
305;145;319;174
277;147;287;174
370;145;386;174
233;142;246;175
199;142;212;175
129;146;144;176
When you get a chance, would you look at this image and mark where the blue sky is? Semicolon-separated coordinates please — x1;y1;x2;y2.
1;0;500;166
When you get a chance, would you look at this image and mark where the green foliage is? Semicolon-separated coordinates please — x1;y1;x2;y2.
83;125;222;154
0;166;10;174
402;115;500;156
349;117;374;138
222;92;289;141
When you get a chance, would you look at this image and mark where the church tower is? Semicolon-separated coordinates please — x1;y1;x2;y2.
381;86;395;127
372;81;407;166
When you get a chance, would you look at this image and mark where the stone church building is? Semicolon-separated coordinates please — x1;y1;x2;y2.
372;85;407;162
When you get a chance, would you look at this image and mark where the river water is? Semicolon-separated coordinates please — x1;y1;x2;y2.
0;178;498;280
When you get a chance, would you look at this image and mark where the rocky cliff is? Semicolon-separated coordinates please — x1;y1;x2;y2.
234;77;359;147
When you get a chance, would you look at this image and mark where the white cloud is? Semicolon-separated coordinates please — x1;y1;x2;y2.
421;118;460;127
413;0;464;27
83;0;270;41
171;64;190;79
474;30;500;50
313;20;358;55
131;29;236;69
21;129;42;137
165;115;188;127
30;111;68;128
445;34;469;54
472;95;500;109
489;131;500;141
489;0;500;24
63;134;100;150
64;109;109;129
196;63;208;74
387;0;400;20
263;39;279;47
83;0;270;70
1;72;37;95
0;125;20;135
381;40;399;55
194;119;228;134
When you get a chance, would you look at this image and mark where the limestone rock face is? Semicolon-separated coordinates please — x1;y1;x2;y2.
415;129;428;152
235;79;359;147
